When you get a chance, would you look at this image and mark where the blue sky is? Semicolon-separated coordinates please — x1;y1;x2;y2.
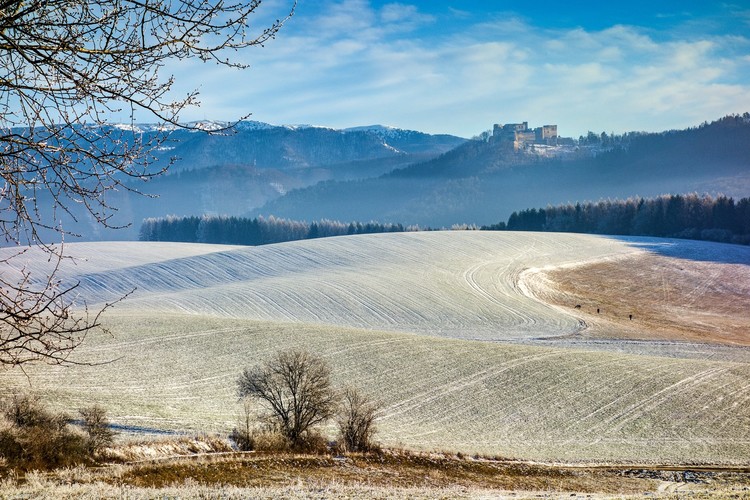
168;0;750;138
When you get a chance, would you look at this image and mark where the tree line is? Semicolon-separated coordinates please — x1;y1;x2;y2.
139;215;416;245
484;194;750;245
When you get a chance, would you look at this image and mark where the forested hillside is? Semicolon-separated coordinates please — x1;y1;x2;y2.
37;122;463;241
139;215;413;245
487;194;750;245
257;115;750;227
29;115;750;241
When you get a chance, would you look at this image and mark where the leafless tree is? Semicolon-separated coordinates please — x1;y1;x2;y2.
79;404;114;454
336;386;381;452
237;349;338;449
0;0;295;366
229;398;256;451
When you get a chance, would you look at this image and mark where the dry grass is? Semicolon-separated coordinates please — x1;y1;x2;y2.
537;252;750;346
102;434;233;463
112;450;653;493
1;444;749;499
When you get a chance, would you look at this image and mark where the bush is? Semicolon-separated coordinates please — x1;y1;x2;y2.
79;405;114;455
294;429;329;455
230;399;256;451
229;427;256;451
4;394;66;429
336;387;381;453
230;426;330;454
249;428;291;453
0;395;88;470
0;396;114;470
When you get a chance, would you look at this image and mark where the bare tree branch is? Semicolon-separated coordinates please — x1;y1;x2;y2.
1;0;295;366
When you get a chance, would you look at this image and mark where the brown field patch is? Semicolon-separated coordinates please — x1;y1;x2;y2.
536;252;750;346
19;450;656;495
5;446;750;499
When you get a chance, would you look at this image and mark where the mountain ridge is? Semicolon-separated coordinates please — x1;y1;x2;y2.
254;114;750;227
24;113;750;241
36;120;465;240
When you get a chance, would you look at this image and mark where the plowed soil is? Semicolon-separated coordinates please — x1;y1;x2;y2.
535;252;750;346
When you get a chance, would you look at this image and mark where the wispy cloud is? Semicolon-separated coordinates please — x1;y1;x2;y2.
167;0;750;137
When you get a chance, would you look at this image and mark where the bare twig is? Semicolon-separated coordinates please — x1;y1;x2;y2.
1;0;296;366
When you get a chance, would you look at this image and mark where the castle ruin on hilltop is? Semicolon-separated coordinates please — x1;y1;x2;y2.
493;121;558;150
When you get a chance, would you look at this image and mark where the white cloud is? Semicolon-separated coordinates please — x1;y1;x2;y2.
162;1;750;137
379;3;435;29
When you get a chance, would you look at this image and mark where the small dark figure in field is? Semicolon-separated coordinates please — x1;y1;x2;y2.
597;308;600;314
575;304;581;309
629;314;633;320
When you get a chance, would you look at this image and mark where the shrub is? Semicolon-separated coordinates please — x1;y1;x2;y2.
230;399;256;451
79;405;114;455
294;429;329;455
4;394;65;429
249;428;291;453
336;387;381;453
229;427;256;451
0;396;114;470
231;426;330;454
0;395;88;470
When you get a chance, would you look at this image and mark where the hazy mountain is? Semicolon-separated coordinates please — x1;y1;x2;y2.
40;121;465;240
254;114;750;227
27;115;750;241
147;120;466;173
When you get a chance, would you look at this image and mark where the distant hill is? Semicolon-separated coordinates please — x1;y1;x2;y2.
25;115;750;240
149;121;465;173
255;114;750;227
41;121;465;240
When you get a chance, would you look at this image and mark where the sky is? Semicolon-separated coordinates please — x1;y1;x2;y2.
167;0;750;138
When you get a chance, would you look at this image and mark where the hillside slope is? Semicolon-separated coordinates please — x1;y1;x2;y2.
5;312;748;464
3;232;749;463
11;232;646;341
36;122;465;241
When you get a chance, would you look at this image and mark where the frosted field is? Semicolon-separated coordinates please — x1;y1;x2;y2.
1;232;749;464
4;232;663;340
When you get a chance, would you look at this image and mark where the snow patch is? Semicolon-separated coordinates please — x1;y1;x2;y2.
270;182;286;195
112;123;145;133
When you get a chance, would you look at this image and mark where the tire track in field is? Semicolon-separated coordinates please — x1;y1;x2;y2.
681;267;721;308
322;336;416;357
714;381;750;435
683;376;750;436
82;326;249;352
588;366;731;436
506;353;634;430
381;351;561;420
563;359;684;429
462;261;532;324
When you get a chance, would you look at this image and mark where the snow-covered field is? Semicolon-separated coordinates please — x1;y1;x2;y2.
5;232;662;340
2;232;749;463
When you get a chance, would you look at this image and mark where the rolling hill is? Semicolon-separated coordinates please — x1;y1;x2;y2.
3;232;749;464
256;115;750;226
